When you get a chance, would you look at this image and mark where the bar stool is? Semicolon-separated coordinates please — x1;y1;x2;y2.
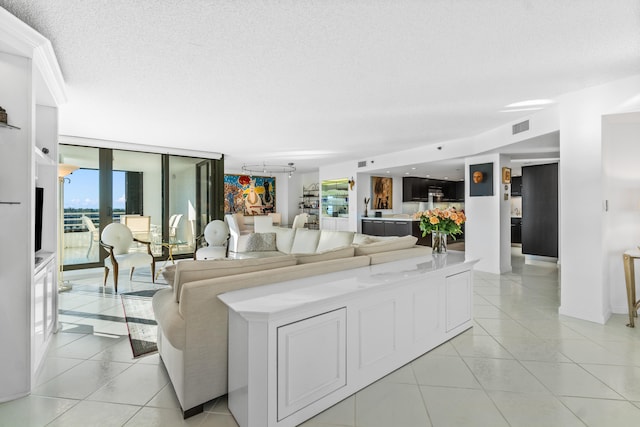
622;249;640;327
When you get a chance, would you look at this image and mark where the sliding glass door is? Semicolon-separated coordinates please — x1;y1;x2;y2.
60;144;223;270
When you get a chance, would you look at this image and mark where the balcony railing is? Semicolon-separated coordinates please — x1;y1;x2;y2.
63;210;125;232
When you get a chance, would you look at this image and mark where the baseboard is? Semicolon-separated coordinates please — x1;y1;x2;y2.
183;403;204;419
524;254;558;267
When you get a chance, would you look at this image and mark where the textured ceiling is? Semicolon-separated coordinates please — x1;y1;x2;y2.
1;0;639;172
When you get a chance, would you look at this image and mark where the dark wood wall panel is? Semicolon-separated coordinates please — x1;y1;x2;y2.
522;163;558;257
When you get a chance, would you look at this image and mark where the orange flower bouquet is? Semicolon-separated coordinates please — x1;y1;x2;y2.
413;207;466;239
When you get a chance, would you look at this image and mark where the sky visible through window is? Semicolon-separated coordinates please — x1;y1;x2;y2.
64;168;126;210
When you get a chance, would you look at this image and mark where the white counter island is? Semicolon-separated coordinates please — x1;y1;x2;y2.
219;252;477;427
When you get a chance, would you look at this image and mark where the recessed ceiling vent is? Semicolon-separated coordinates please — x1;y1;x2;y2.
512;120;530;135
358;160;367;168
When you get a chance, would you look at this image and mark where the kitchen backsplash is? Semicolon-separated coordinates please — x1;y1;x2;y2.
511;196;522;217
402;201;465;215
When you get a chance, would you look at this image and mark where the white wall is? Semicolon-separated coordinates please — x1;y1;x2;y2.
499;155;513;274
353;172;404;231
602;113;640;314
558;74;640;324
285;173;301;227
464;153;511;274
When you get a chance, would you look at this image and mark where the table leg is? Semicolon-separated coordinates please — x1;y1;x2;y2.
167;244;175;263
622;254;636;327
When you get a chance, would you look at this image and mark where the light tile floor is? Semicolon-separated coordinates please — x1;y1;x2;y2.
2;248;640;426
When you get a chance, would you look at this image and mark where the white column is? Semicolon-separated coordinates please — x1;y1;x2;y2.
464;153;511;274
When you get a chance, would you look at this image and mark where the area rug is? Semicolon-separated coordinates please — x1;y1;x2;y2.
121;289;159;358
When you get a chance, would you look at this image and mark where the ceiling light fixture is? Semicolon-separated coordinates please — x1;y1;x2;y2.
505;99;554;108
499;107;545;113
241;162;296;177
501;99;555;113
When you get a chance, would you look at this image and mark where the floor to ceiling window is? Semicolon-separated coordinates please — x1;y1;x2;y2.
59;144;223;270
168;156;202;256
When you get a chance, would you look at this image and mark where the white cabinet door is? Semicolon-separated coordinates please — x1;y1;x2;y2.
277;308;347;421
445;271;472;332
33;257;56;370
412;283;441;346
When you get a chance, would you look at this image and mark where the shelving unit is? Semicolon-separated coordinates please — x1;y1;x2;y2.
321;178;349;217
0;9;66;402
320;178;350;231
300;183;319;229
0;121;20;129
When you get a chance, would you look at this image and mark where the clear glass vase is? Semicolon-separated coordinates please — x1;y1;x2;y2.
431;230;447;254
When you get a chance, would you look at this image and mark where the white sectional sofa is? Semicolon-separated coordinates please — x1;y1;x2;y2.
152;229;427;418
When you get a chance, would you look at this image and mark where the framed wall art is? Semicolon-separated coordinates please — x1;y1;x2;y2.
224;174;276;215
502;167;511;184
469;163;494;197
371;176;392;209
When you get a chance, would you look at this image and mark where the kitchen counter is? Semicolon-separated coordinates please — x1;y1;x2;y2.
220;253;477;427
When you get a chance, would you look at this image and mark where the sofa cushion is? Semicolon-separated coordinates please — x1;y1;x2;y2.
290;229;321;254
245;232;277;252
368;246;431;265
316;231;355;252
273;227;296;254
353;234;379;245
353;235;418;256
295;246;355;264
173;255;297;302
352;234;398;245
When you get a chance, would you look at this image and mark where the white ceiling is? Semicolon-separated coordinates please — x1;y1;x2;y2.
1;1;639;173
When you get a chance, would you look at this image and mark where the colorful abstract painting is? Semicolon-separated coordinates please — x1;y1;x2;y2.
224;174;276;214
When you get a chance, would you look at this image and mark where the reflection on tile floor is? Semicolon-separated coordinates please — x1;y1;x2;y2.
1;248;640;426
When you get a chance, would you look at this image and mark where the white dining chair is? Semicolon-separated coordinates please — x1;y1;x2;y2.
100;222;155;293
195;220;230;260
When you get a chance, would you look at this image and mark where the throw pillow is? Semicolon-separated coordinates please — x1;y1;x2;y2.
245;232;277;252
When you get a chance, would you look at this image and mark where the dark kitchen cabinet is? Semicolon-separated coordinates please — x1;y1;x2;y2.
384;220;412;237
454;181;465;201
511;218;522;244
511;176;522;196
412;221;430;246
403;177;465;202
362;219;385;236
402;177;427;201
362;219;430;245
